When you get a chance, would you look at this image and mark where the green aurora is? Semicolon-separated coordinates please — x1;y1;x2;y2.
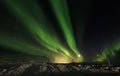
0;0;119;63
0;0;83;62
50;0;81;57
96;39;120;62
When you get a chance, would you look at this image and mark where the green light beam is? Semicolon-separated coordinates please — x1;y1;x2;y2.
0;35;52;57
96;39;120;62
4;0;73;58
50;0;82;56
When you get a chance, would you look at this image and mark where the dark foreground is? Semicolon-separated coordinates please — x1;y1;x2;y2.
0;62;120;76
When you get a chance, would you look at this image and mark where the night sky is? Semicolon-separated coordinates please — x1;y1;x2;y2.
0;0;120;62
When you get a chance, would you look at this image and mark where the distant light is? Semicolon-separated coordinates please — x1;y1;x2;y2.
78;65;81;67
97;54;99;57
78;54;81;57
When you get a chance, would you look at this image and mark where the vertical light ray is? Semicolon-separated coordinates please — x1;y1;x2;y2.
50;0;82;57
4;0;73;59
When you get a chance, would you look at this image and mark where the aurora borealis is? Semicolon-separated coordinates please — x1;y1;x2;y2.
96;39;120;62
0;0;83;63
0;0;120;63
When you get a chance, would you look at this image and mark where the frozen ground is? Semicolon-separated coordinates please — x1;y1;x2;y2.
0;62;120;76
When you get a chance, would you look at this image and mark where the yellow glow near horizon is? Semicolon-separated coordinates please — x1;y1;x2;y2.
53;55;72;63
78;54;81;57
52;53;83;63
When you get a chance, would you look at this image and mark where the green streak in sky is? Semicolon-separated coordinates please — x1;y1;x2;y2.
96;39;120;62
50;0;81;56
0;35;50;57
4;0;73;58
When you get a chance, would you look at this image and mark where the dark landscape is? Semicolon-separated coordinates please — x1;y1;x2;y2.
0;62;120;76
